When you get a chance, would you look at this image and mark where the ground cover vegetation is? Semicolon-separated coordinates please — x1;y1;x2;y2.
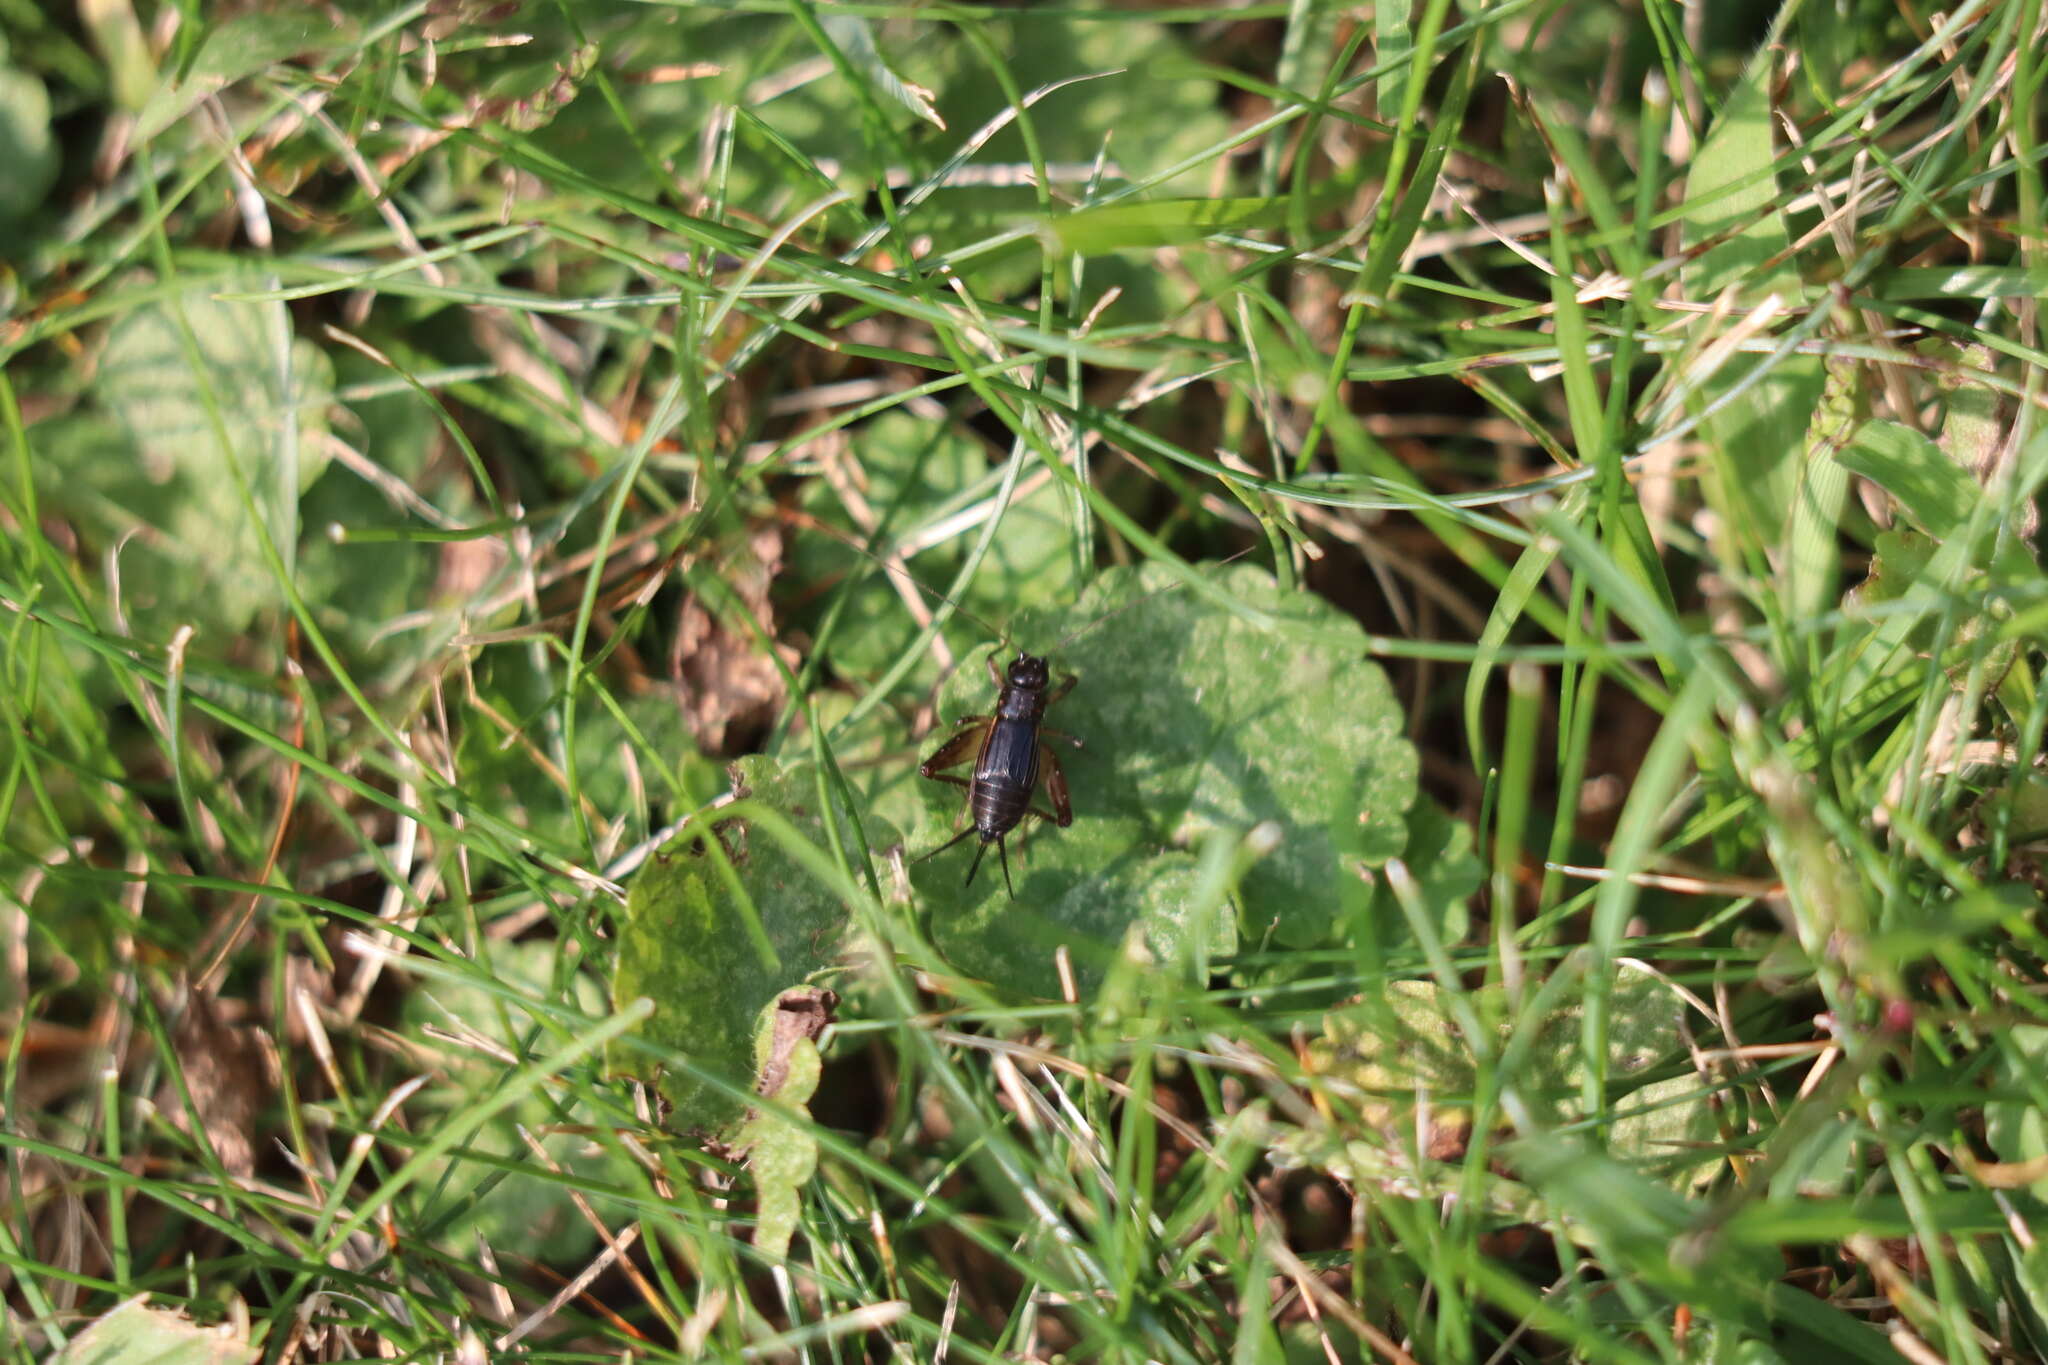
3;0;2048;1359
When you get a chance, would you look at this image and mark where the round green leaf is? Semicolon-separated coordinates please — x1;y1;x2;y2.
610;756;885;1132
913;561;1416;994
1359;799;1483;948
88;285;334;635
0;64;57;224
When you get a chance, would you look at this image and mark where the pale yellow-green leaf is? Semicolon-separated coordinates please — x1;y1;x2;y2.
731;1000;826;1261
52;1299;259;1365
1680;47;1824;550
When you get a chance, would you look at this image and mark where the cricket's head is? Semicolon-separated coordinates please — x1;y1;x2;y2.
1005;653;1051;690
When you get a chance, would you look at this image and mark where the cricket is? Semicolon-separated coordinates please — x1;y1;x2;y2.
912;648;1083;899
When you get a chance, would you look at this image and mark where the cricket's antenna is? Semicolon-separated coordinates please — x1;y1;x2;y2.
789;511;1260;664
788;511;1012;647
1047;544;1259;654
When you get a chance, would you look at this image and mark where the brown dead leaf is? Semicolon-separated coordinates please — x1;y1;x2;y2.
159;990;278;1178
670;524;798;755
434;534;507;608
757;986;838;1100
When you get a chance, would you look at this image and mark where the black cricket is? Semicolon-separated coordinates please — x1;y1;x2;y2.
914;650;1082;898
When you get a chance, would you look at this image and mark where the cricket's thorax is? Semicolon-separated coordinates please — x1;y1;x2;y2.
995;654;1051;720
